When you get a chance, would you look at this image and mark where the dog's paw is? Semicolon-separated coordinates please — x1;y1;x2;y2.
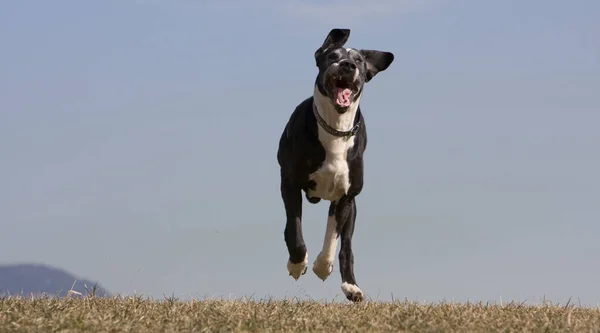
312;254;333;281
287;253;308;280
341;282;364;303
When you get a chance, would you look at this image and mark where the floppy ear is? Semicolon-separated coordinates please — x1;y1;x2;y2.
315;28;351;65
360;50;394;82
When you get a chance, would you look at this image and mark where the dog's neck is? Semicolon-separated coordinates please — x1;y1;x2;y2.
313;86;361;134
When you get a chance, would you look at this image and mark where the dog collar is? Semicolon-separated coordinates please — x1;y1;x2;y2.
312;102;361;137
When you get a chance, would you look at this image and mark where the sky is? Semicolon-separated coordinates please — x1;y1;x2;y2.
1;0;599;305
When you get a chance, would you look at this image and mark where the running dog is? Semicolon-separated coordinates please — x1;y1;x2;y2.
277;28;394;302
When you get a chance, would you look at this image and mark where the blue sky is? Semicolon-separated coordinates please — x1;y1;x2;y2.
1;0;599;305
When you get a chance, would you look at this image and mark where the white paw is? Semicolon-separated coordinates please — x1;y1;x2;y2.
312;254;333;281
341;282;364;302
287;253;308;280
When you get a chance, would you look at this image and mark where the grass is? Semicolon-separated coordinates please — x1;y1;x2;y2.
1;295;600;332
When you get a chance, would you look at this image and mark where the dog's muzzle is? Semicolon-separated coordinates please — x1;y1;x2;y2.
326;62;360;108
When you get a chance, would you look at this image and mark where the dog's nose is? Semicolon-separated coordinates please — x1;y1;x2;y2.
339;61;357;71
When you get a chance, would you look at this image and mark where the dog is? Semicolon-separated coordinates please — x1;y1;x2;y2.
276;28;394;302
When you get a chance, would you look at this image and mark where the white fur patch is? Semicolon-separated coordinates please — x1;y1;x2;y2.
287;253;308;280
341;282;364;301
307;87;361;202
312;214;338;281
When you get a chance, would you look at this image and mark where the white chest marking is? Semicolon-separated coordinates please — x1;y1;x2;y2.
309;137;353;201
308;87;361;202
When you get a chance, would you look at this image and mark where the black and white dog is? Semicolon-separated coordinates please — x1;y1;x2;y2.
277;28;394;302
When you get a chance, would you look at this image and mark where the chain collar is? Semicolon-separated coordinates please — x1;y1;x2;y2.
312;102;361;137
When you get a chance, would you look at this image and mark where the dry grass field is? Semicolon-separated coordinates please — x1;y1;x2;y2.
1;295;600;333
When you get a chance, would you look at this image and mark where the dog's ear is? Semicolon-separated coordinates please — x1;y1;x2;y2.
360;50;394;82
315;28;351;65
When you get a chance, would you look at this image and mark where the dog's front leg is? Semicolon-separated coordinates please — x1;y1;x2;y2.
336;196;364;302
312;202;338;281
281;179;308;280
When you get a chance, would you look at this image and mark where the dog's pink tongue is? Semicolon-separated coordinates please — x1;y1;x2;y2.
334;88;353;107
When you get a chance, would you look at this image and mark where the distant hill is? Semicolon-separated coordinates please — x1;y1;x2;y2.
0;263;110;297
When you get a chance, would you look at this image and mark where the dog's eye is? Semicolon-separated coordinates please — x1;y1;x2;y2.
355;58;363;63
328;53;339;61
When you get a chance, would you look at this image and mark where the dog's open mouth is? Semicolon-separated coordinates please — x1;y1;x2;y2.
329;78;358;108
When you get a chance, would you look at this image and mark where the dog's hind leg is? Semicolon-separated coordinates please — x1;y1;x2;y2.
281;177;308;280
336;196;364;302
312;202;338;281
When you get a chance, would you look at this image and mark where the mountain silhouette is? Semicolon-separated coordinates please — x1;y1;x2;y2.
0;263;110;297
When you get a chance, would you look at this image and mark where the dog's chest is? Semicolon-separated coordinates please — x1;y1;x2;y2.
308;132;355;202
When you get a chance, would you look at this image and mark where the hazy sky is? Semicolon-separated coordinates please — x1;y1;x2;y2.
1;0;599;305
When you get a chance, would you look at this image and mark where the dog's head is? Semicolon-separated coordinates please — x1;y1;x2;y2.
314;28;394;114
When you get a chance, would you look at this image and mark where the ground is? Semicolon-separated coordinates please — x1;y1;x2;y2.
1;296;599;332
